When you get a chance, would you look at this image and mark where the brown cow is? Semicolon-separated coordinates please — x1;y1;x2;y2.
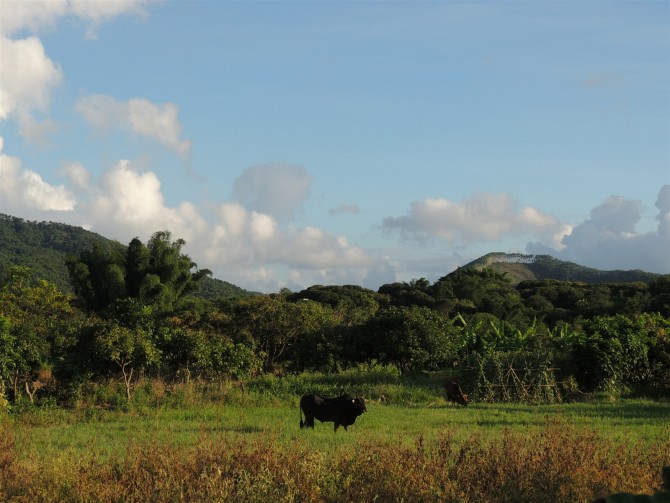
444;381;468;406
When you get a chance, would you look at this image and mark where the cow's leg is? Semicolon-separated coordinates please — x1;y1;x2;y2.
334;422;340;432
302;414;313;429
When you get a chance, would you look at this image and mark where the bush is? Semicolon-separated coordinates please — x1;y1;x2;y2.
571;314;668;393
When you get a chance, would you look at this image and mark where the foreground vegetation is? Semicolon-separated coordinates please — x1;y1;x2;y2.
2;379;669;503
1;228;669;501
1;230;669;411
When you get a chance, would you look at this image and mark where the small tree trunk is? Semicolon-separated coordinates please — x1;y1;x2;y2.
24;380;43;404
12;370;19;401
121;361;134;402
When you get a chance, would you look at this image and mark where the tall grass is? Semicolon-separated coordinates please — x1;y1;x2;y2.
2;367;669;502
2;416;668;502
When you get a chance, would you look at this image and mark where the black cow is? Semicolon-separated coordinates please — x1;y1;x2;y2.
299;393;367;432
444;381;468;406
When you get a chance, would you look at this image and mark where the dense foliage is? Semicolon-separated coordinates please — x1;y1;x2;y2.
0;214;251;299
1;229;669;409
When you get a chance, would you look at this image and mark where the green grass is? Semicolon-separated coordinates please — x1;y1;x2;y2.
8;399;669;463
2;373;669;502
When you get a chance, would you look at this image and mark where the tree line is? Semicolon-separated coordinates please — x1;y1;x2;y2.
1;231;669;408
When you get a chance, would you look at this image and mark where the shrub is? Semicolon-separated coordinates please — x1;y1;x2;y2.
571;314;668;393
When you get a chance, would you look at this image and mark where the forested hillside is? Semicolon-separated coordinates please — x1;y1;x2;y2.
0;214;252;299
1;218;669;411
463;252;660;284
0;214;113;293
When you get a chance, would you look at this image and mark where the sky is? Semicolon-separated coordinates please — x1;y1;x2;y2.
0;0;668;293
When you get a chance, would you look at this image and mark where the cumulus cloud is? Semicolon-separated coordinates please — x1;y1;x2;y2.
0;0;153;38
193;197;381;291
60;162;92;192
76;95;192;159
0;35;63;135
0;0;155;141
232;163;314;222
77;159;207;244
383;192;566;246
205;202;372;271
0;146;385;291
527;186;670;273
0;140;75;213
329;203;360;216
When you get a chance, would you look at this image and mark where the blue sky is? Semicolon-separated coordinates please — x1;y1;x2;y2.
1;0;668;292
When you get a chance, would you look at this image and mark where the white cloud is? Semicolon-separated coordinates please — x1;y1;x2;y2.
0;142;75;213
383;192;566;246
0;35;62;122
329;203;360;216
76;95;192;159
60;162;92;192
276;227;372;269
205;202;373;271
232;163;314;222
6;155;385;292
0;1;68;37
528;185;670;273
0;0;155;141
0;0;153;38
68;0;152;39
78;159;207;244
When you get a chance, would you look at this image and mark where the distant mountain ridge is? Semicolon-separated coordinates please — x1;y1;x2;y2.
0;214;663;295
0;214;253;299
462;252;661;284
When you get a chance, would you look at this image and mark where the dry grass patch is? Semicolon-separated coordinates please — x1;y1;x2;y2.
2;416;668;503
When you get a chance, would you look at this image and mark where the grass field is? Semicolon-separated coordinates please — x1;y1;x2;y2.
2;392;669;503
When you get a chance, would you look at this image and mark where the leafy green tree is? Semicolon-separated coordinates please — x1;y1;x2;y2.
288;299;337;372
67;231;211;315
67;242;127;311
649;275;670;316
158;317;259;383
361;306;455;372
231;295;293;372
0;266;80;402
642;313;670;391
208;335;260;381
91;320;160;402
570;314;662;392
288;284;384;323
125;237;150;298
432;268;524;321
230;295;337;372
378;279;435;308
0;316;17;405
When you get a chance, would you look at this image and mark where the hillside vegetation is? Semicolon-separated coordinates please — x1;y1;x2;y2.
0;214;252;299
464;252;661;284
0;218;668;412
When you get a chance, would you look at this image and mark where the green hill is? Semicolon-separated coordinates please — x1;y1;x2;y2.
1;214;662;297
0;214;253;299
463;252;661;284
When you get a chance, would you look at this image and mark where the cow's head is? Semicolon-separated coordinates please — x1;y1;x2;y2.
460;393;469;406
352;396;367;414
